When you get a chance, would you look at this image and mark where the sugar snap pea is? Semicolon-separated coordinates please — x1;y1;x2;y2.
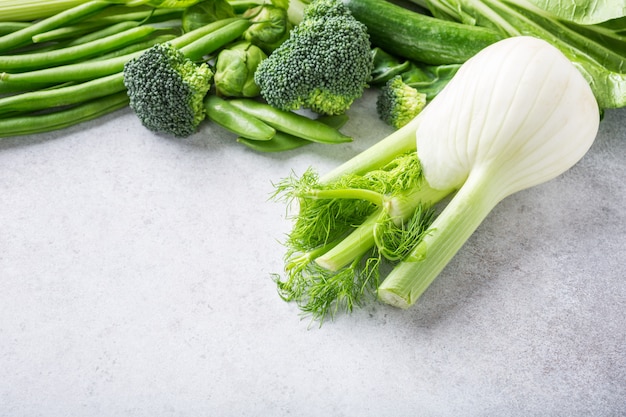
204;95;276;141
227;99;352;144
237;132;311;153
237;113;351;153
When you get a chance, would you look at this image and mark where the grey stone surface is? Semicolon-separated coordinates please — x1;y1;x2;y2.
1;89;624;416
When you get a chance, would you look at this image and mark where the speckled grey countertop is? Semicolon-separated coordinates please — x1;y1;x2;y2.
1;90;624;416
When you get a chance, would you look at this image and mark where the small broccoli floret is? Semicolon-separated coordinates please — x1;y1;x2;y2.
376;75;427;129
254;0;372;116
123;42;213;137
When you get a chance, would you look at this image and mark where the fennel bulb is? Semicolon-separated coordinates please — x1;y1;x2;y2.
378;36;600;308
273;36;600;322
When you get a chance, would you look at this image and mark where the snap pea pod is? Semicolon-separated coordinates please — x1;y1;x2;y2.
227;99;352;144
204;95;276;141
237;132;310;153
237;114;350;153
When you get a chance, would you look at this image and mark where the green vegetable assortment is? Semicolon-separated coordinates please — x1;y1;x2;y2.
0;0;624;324
2;0;623;141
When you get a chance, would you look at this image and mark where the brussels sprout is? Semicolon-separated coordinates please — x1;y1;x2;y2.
242;5;292;53
214;41;267;97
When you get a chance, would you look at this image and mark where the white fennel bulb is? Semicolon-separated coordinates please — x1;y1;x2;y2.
378;36;600;308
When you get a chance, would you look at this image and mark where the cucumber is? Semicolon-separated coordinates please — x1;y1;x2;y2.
343;0;504;65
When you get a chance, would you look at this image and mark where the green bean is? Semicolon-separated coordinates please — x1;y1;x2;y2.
0;1;111;53
35;20;139;45
0;73;125;116
0;22;30;36
85;6;184;25
237;132;311;153
178;19;251;61
0;19;242;93
169;17;240;49
228;0;263;14
0;92;129;138
89;33;177;61
0;51;138;93
32;22;112;44
227;99;353;144
30;8;182;44
204;95;276;141
0;25;158;71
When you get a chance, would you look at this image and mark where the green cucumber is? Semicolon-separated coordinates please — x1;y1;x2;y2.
343;0;504;65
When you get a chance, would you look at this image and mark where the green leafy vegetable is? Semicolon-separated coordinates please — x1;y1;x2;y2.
407;0;626;109
524;0;626;24
182;0;236;32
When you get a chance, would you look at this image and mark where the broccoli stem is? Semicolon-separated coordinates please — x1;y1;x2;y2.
378;168;501;308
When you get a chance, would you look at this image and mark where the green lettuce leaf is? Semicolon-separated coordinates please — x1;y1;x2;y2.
524;0;626;24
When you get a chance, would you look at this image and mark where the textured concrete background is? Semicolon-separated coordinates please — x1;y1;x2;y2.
1;89;624;416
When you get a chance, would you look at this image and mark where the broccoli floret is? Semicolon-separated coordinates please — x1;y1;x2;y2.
376;75;427;129
254;0;372;116
123;42;213;137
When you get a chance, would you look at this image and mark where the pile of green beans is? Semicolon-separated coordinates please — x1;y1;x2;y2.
0;1;249;138
0;0;353;153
